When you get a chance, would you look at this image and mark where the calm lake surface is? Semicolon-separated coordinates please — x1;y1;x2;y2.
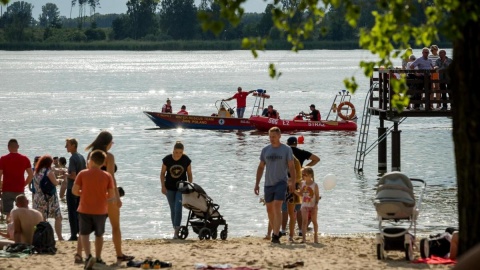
0;50;457;239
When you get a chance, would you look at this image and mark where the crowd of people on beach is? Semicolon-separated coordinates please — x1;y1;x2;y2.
0;133;134;269
0;123;322;269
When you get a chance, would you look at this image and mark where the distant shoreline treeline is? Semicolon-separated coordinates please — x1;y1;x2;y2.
0;40;452;51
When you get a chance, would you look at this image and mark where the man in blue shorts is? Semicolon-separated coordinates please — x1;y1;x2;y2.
255;127;296;244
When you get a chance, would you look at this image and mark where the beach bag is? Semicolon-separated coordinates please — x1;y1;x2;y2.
39;169;56;197
32;221;57;254
420;232;452;258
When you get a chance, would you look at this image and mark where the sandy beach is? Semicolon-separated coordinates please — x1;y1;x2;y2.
0;235;455;270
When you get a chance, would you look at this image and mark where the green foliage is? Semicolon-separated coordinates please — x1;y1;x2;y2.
111;14;131;40
39;3;62;28
126;0;160;40
67;30;87;42
84;28;106;41
159;0;198;40
2;1;33;41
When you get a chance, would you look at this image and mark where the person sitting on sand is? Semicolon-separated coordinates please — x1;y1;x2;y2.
0;194;43;249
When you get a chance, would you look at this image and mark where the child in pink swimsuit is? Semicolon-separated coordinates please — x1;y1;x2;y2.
299;167;320;243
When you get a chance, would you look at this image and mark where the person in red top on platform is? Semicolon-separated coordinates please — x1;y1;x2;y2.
73;150;115;268
177;105;188;115
0;139;33;221
223;87;255;118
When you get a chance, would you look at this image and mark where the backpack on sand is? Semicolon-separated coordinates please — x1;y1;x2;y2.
32;221;57;254
39;169;56;197
420;229;455;259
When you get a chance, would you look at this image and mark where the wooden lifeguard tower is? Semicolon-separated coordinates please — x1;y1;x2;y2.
354;68;453;173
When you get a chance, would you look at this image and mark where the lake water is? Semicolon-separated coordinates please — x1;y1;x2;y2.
0;50;457;239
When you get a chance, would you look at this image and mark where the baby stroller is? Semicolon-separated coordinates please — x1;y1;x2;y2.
176;181;228;240
374;172;426;261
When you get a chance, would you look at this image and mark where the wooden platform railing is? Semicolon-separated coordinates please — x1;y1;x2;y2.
371;69;453;116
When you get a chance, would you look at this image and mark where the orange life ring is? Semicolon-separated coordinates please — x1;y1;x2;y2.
337;101;356;120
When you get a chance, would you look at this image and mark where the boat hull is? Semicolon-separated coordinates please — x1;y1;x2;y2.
249;116;357;131
144;111;255;130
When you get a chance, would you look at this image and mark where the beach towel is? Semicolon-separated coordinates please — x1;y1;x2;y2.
412;255;456;265
0;250;30;258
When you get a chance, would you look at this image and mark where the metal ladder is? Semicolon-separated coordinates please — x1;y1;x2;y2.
354;83;407;171
354;84;376;171
250;89;269;116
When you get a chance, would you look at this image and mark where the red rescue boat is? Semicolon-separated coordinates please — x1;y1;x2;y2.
249;90;358;132
248;116;357;131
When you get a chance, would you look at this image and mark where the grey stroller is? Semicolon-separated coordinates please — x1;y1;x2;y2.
176;181;228;240
374;172;426;260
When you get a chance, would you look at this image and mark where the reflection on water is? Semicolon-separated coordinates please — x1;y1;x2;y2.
0;51;457;239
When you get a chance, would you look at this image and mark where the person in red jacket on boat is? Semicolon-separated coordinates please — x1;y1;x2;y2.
162;98;172;113
177;105;188;115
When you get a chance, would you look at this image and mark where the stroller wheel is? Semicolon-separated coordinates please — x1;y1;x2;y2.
199;228;211;240
178;226;188;240
211;230;218;240
420;238;429;259
405;243;414;261
376;243;384;260
220;229;228;240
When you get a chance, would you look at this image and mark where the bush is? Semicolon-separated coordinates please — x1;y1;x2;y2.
68;31;87;42
85;28;106;41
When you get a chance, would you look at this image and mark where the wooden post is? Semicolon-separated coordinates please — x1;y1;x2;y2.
391;122;401;171
378;119;387;174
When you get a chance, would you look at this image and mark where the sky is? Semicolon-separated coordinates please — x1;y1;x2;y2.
3;1;268;20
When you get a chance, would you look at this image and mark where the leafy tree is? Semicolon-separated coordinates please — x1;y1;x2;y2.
126;0;159;40
111;14;131;40
159;0;197;40
84;24;106;41
71;0;88;29
39;3;62;28
88;0;100;20
257;4;274;37
203;0;479;257
198;0;211;11
1;1;33;41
